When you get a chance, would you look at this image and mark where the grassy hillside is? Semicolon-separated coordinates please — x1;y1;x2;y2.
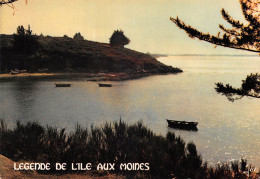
0;35;182;75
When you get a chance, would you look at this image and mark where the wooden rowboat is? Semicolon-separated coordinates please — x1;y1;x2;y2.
98;83;112;87
55;83;71;87
166;119;198;131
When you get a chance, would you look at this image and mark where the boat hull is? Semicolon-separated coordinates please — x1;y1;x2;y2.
55;84;71;87
98;83;112;87
167;119;198;131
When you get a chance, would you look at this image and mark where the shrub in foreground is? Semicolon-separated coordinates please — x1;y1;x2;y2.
0;119;250;178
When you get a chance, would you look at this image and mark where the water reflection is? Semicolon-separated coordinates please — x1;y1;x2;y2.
0;56;260;167
0;79;40;124
14;80;38;111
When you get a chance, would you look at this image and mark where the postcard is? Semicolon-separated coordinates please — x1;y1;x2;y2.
0;0;259;178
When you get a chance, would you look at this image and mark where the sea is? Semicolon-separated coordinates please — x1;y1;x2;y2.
0;55;260;167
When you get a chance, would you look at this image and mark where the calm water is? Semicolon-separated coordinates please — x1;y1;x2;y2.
0;56;260;167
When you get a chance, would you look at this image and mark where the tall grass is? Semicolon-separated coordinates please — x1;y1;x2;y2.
0;119;249;178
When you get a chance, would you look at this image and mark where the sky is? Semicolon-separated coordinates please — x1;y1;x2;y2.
0;0;255;55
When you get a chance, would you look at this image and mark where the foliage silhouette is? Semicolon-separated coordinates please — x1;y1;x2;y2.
0;119;250;178
0;0;17;5
0;0;27;13
13;25;40;55
109;30;130;48
73;32;84;40
10;25;40;70
216;73;260;101
171;0;260;101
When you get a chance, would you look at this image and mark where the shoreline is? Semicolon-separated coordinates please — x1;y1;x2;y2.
0;72;180;81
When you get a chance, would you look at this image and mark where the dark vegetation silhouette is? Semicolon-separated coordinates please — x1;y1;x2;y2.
1;26;181;74
171;0;260;101
73;32;84;40
216;73;260;102
4;25;40;70
109;30;130;48
0;119;251;178
0;0;28;6
13;25;40;54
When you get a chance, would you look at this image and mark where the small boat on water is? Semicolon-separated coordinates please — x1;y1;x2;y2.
10;69;20;75
55;83;71;87
166;119;198;131
98;83;112;87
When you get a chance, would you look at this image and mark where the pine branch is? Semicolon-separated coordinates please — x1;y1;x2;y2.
171;0;260;101
219;24;241;36
240;0;260;27
215;73;260;102
221;9;244;28
0;0;17;5
170;17;260;53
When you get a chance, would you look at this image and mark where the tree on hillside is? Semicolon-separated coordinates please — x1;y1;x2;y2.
109;30;130;48
13;25;40;55
12;25;40;70
171;0;260;101
73;32;84;40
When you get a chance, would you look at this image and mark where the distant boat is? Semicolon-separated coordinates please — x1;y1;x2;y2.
98;83;112;87
166;119;198;131
55;83;71;87
10;69;20;75
20;70;27;73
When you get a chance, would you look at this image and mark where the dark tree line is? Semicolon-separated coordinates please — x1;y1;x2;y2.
13;25;40;55
0;25;41;71
171;0;260;101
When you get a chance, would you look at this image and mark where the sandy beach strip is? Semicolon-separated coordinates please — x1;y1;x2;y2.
0;72;147;81
0;73;56;79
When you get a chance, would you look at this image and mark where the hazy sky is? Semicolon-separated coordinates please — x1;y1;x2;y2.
0;0;254;55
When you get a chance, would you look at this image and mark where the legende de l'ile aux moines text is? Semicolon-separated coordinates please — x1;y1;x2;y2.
14;162;150;171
